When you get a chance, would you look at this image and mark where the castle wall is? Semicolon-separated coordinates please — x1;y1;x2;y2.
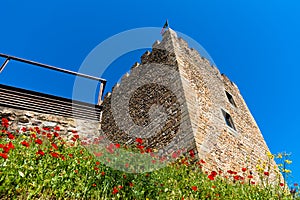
100;29;280;182
100;33;197;154
166;29;279;181
0;106;100;142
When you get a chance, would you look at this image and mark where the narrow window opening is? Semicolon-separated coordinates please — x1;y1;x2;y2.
225;91;236;107
222;109;236;131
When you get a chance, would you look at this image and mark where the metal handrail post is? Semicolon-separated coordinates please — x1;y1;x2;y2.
0;53;107;103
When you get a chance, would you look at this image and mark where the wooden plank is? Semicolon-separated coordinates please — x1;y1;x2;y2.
0;84;101;121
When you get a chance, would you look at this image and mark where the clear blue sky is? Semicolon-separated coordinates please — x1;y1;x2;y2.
0;0;299;187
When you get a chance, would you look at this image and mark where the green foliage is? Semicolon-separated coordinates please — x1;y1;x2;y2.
0;118;299;199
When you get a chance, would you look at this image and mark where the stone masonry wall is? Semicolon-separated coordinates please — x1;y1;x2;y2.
0;106;101;143
169;29;279;182
100;29;281;182
100;33;196;155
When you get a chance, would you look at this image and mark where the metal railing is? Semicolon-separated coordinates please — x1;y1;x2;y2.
0;53;107;121
0;53;106;105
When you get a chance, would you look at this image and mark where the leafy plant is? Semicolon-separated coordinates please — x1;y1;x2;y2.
0;118;298;199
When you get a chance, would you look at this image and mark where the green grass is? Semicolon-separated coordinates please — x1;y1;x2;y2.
0;118;298;199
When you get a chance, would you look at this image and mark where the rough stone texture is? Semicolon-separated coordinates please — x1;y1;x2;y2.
100;29;281;182
0;106;101;142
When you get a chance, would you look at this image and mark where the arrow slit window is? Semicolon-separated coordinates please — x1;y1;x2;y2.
225;91;236;107
222;109;236;131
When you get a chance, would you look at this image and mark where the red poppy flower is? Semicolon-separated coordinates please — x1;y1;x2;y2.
8;142;14;149
280;183;284;187
251;181;255;185
189;150;195;158
94;167;99;171
34;126;40;132
35;139;42;145
137;145;144;150
208;175;215;180
172;152;178;159
115;143;121;148
8;134;15;140
234;175;241;181
47;133;52;139
92;183;96;187
1;118;8;122
160;156;167;162
210;171;218;177
200;159;206;164
125;163;129;168
242;168;247;172
112;187;118;194
42;127;50;131
129;182;134;187
31;134;37;138
247;175;253;179
51;143;58;150
53;132;59;137
150;152;155;157
36;150;45;156
21;127;27;132
71;130;77;133
2;119;8;124
95;161;100;165
68;154;73;158
74;135;79;139
60;155;65;160
2;147;9;153
1;118;9;128
50;152;59;158
3;142;14;153
212;185;216;188
146;148;152;153
191;186;197;191
54;126;60;131
21;141;30;147
0;153;8;159
101;171;105;176
264;171;269;176
135;138;143;144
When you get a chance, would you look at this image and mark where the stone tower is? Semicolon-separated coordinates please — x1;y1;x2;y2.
100;29;279;181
